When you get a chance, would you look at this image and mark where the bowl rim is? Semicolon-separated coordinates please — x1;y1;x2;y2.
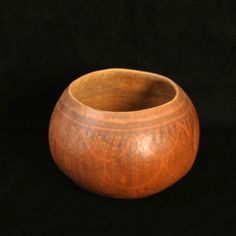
68;68;181;115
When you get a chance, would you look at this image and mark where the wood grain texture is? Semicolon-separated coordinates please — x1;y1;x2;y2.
49;68;200;199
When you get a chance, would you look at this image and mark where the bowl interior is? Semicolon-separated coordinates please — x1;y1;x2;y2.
70;70;176;112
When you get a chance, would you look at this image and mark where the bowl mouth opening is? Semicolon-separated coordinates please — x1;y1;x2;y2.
68;68;178;113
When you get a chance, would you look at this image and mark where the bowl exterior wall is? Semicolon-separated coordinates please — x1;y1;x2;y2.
49;72;199;199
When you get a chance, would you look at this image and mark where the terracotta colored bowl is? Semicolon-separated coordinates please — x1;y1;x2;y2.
49;68;200;199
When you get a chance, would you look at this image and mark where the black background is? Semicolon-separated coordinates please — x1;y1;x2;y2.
1;0;236;235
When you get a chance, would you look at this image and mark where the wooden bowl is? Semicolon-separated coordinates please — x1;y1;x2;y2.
49;68;200;199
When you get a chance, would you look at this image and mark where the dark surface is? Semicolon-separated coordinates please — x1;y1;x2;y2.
1;0;236;235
